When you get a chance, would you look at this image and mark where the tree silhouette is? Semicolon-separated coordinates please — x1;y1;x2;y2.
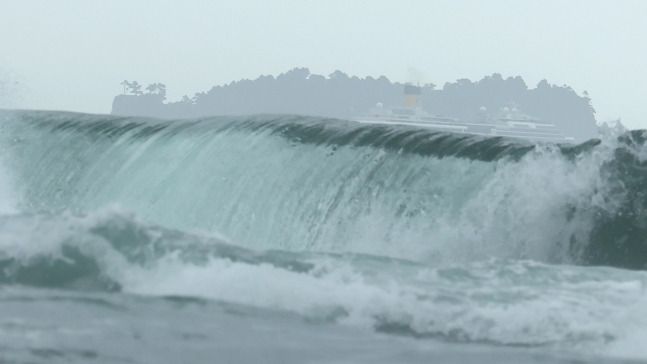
130;81;143;95
121;80;130;94
145;83;167;100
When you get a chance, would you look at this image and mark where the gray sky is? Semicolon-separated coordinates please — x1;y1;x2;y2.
1;0;646;129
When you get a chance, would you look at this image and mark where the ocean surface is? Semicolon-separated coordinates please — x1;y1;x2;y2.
0;110;646;363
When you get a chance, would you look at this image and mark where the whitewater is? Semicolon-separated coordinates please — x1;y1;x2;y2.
0;109;646;363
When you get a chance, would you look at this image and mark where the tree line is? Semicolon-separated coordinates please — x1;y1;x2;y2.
121;80;167;100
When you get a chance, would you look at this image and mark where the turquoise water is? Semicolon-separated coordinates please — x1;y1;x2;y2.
0;110;645;363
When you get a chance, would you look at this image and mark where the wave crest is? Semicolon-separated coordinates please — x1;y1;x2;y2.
1;111;647;269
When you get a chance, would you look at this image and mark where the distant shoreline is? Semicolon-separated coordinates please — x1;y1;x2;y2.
112;68;598;140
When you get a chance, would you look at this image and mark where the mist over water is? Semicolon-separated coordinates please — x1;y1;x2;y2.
1;110;647;363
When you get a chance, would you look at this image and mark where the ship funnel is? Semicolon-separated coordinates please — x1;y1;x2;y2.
403;83;421;108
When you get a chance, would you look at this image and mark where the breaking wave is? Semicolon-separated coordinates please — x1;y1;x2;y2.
2;110;647;356
1;110;645;268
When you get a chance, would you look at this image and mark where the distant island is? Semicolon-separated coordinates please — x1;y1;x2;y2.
112;68;598;140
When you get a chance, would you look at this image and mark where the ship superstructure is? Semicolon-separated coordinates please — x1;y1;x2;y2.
354;84;574;143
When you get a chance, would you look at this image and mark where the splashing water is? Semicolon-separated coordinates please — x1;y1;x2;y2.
1;109;647;363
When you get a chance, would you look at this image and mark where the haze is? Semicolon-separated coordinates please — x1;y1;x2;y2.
1;0;646;129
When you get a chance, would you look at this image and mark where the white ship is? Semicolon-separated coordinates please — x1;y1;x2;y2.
354;84;575;143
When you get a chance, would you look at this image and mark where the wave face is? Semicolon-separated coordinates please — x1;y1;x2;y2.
0;110;646;269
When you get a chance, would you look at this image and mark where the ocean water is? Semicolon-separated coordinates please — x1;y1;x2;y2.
0;110;646;363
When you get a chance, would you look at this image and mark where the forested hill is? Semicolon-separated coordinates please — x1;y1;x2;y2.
112;67;598;140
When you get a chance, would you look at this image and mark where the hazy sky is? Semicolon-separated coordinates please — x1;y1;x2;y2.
1;0;646;129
